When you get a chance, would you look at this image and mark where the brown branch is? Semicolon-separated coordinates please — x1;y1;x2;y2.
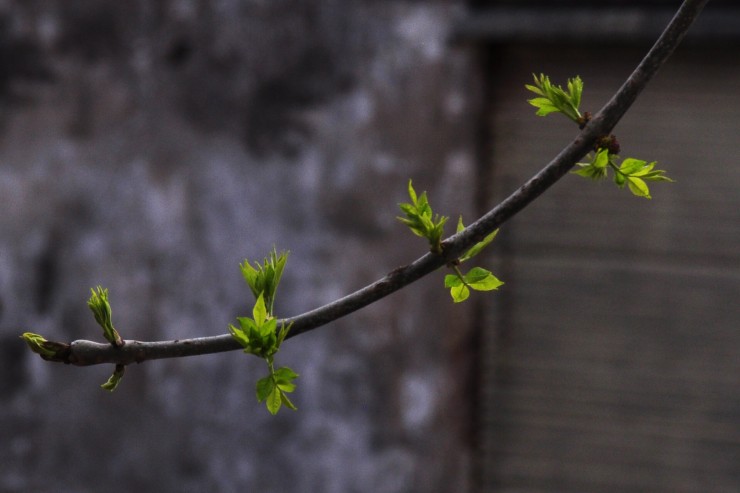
40;0;709;367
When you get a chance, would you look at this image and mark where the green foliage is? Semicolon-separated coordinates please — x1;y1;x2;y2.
20;332;66;360
445;217;504;302
573;149;673;199
230;250;297;415
256;365;299;415
101;365;125;392
87;286;122;347
526;73;583;123
85;286;128;391
240;248;289;316
398;184;504;302
229;294;292;359
527;74;672;198
444;267;504;303
457;216;499;263
397;180;448;254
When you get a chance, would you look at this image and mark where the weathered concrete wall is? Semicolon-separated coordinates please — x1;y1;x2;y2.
0;2;480;492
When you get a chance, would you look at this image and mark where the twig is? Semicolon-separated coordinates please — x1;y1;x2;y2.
45;0;709;367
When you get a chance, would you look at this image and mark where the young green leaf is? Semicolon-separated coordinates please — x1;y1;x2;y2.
20;332;68;360
572;149;610;180
252;293;268;327
277;321;293;347
451;283;470;303
101;364;125;392
444;274;469;303
457;216;499;263
398;180;448;254
240;248;289;316
87;286;123;347
618;157;647;175
274;366;299;384
463;267;504;291
610;157;672;198
266;386;282;415
256;375;275;403
627;177;651;198
280;392;298;411
526;74;583;123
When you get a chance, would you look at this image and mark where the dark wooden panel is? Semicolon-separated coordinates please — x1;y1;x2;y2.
479;46;740;492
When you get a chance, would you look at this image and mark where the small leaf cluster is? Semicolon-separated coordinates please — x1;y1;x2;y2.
526;73;672;198
86;286;127;391
229;293;291;361
87;286;122;347
398;183;503;302
397;180;448;254
573;148;673;199
444;217;504;303
240;249;288;316
20;332;68;360
229;248;298;415
256;366;298;415
526;73;583;124
22;286;126;391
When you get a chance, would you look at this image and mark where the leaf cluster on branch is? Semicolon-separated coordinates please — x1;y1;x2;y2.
526;73;672;199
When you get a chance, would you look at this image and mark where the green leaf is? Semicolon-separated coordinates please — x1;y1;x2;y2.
444;274;462;288
256;375;275;402
277;321;293;346
239;248;290;316
627;177;651;199
252;293;268;326
274;366;299;382
568;76;583;109
450;283;470;303
525;74;583;122
398;179;448;253
266;387;282;415
592;148;610;169
277;381;296;393
528;98;561;116
20;332;68;360
524;84;544;96
573;163;607;180
463;267;504;291
573;149;610;180
228;323;250;348
618;157;647;175
458;218;499;263
240;261;262;299
87;286;122;346
100;365;125;392
280;392;298;411
407;179;418;205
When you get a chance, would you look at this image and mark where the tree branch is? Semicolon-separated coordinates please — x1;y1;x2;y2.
41;0;709;367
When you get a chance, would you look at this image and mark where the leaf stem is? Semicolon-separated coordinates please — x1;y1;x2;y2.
452;265;472;290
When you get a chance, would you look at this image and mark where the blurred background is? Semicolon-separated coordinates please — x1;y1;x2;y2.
0;1;738;492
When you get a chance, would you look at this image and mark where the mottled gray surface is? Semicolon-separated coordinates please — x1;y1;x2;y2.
0;2;478;492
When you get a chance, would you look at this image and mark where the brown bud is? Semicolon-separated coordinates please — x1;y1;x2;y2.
595;134;620;155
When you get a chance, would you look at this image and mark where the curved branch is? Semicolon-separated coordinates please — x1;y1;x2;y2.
47;0;709;367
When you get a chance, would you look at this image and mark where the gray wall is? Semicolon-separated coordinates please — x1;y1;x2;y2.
0;2;480;492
